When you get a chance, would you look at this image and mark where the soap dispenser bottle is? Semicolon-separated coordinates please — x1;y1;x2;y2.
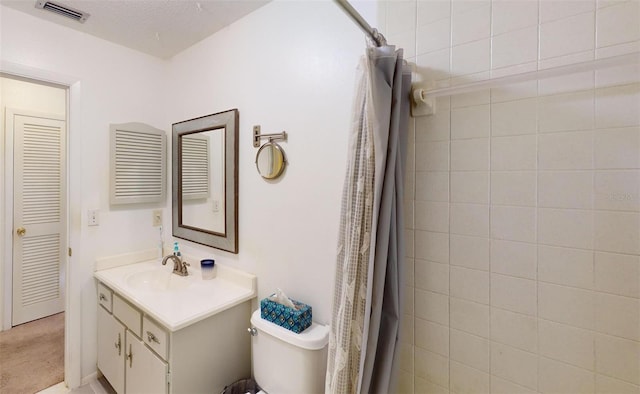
173;241;180;257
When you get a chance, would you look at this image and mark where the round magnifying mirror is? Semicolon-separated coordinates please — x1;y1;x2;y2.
256;141;286;179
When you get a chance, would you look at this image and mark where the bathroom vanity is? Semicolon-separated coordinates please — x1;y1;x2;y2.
94;259;256;394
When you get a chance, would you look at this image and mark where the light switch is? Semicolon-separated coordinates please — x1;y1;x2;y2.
152;210;162;227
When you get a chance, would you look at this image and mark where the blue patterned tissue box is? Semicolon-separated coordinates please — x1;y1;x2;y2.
260;296;312;334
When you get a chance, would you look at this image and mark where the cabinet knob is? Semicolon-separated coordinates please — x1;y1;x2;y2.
99;293;107;302
114;333;121;356
146;331;160;344
16;227;26;236
126;344;133;368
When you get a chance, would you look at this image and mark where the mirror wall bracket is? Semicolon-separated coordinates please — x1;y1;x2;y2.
253;125;287;147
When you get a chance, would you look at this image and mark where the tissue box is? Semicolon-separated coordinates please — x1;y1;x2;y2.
260;296;312;334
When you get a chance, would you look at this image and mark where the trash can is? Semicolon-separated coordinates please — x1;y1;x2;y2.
221;378;261;394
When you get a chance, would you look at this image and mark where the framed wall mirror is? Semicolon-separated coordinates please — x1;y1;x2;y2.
172;109;238;253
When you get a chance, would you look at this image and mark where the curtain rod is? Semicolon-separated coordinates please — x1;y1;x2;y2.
417;52;640;99
333;0;386;47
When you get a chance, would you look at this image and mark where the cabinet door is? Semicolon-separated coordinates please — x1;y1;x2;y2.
126;331;168;394
98;306;125;394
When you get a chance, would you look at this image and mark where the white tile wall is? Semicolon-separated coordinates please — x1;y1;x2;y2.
490;342;538;390
490;307;538;352
538;208;594;249
491;135;537;170
538;171;594;209
450;171;489;204
491;273;537;315
595;334;640;385
491;239;537;279
450;360;490;393
491;376;537;394
594;170;640;211
415;289;450;325
451;138;490;170
596;374;640;394
492;27;538;70
416;318;450;356
451;104;490;139
595;293;640;341
539;12;595;60
538;91;594;133
415;347;450;387
595;83;640;128
451;4;491;45
594;251;640;298
538;282;595;330
450;234;490;270
491;171;537;206
415;259;450;294
538;130;594;169
417;18;451;55
594;127;640;169
491;0;538;36
538;357;595;394
491;97;537;136
594;211;640;254
596;1;640;48
450;328;490;372
384;0;640;391
538;245;594;289
490;205;537;243
539;0;595;23
450;203;489;237
451;39;491;76
450;297;490;338
538;319;595;370
450;265;490;304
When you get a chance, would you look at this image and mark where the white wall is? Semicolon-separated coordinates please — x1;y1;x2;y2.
164;0;374;324
382;0;640;392
1;0;377;385
1;5;167;384
0;77;67;331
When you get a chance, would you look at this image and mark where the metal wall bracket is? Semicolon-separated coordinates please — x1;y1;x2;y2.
253;125;287;148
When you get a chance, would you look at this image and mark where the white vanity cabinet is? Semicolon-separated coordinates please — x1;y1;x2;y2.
98;288;169;394
97;305;126;393
96;281;251;394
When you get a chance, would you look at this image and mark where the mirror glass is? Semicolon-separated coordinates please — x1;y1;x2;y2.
181;130;225;232
172;109;238;253
256;142;286;179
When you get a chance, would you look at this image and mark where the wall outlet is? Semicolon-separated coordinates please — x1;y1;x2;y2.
152;209;163;227
212;200;220;213
88;209;99;226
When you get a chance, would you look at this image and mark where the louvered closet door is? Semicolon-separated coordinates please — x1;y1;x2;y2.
12;113;66;326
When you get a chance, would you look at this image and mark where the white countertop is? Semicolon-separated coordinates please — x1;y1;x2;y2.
95;259;256;332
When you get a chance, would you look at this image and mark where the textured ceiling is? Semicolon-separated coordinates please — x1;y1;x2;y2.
1;0;270;59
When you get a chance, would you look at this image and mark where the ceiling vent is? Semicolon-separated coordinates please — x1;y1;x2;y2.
35;0;89;23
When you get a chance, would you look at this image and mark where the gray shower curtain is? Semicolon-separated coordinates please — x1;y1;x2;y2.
326;44;411;394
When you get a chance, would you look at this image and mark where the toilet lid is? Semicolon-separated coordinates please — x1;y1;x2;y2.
250;309;329;350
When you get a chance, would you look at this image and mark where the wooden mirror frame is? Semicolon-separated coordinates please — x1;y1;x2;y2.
172;109;238;253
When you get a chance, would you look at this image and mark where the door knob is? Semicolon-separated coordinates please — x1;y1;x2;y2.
16;227;26;236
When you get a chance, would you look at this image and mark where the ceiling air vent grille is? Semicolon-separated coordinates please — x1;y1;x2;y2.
35;0;89;23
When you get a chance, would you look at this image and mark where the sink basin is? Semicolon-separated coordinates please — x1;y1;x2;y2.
125;269;192;291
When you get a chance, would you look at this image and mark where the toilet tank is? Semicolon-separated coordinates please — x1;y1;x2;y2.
250;309;329;394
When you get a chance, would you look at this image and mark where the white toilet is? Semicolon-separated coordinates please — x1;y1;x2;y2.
250;309;330;394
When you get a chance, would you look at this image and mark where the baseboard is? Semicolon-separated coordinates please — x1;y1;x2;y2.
80;372;98;386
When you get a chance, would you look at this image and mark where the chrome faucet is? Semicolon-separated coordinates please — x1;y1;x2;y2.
162;254;190;276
